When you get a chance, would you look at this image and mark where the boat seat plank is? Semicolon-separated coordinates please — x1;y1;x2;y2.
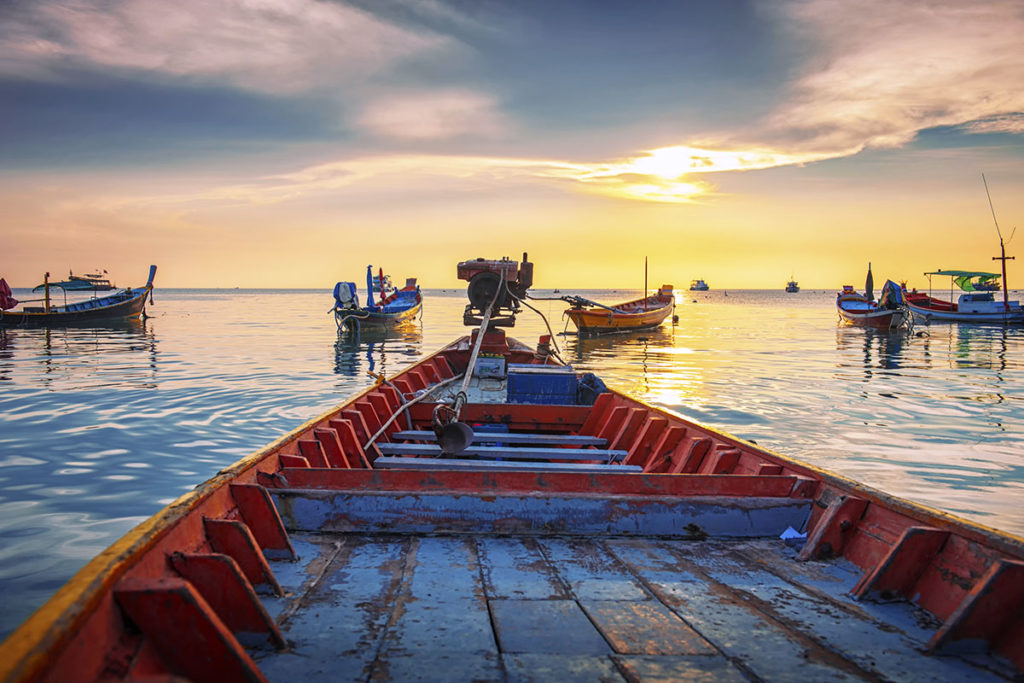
373;456;641;473
391;429;608;447
376;442;628;462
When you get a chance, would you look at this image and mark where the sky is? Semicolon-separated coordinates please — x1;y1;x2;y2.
1;0;1023;290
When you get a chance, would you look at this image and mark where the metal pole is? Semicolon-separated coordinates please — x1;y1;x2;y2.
643;257;648;311
983;174;1013;313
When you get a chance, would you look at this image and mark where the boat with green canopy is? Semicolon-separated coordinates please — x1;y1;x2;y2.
905;269;1023;324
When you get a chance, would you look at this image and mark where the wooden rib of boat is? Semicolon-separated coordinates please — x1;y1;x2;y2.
2;256;1022;683
0;266;156;327
564;285;674;337
836;280;909;329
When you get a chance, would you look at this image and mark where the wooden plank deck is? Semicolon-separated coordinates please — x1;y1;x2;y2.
252;533;1011;681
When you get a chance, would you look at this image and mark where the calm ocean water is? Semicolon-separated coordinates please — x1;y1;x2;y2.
1;286;1023;640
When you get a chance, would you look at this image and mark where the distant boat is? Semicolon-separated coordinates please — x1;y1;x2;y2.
786;275;800;293
836;281;909;329
688;279;709;291
563;285;674;337
371;272;396;294
2;266;156;326
33;269;115;292
332;266;422;332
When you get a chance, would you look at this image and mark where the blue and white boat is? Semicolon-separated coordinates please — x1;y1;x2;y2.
332;265;422;332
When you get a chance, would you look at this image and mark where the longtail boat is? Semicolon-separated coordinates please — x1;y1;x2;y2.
0;266;156;327
2;254;1022;682
563;285;675;337
331;265;422;332
836;280;909;329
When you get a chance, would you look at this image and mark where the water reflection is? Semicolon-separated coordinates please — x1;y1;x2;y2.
0;318;158;389
835;326;909;375
333;325;423;378
567;327;675;364
949;325;1016;372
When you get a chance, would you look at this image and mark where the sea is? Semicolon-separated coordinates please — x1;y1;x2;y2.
1;286;1023;641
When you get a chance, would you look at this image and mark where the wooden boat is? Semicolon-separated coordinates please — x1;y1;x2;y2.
33;269;115;292
2;255;1022;682
0;266;156;326
564;285;674;337
836;280;909;329
906;270;1024;324
332;266;422;332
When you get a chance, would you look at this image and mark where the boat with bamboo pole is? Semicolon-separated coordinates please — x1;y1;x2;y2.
0;266;156;326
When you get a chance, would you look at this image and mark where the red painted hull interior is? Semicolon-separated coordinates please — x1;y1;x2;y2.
2;329;1022;682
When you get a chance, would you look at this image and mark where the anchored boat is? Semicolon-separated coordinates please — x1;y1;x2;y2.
1;254;1021;682
562;285;675;337
906;270;1024;324
331;265;422;332
837;281;909;329
0;266;156;326
836;266;909;329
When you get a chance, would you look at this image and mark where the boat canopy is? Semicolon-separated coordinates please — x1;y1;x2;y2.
923;270;1001;292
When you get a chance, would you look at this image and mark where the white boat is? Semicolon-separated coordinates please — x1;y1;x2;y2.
905;273;1024;323
909;176;1024;324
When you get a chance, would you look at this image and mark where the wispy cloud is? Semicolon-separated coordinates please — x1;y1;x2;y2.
562;0;1024;203
355;90;510;140
762;0;1024;152
0;0;448;94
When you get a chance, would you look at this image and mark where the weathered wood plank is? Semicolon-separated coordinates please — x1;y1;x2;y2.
376;442;628;461
391;429;608;447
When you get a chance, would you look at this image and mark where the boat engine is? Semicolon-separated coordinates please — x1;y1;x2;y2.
457;253;533;327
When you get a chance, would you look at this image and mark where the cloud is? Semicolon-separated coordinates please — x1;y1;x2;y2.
563;0;1024;203
760;0;1024;154
0;0;449;94
355;90;510;140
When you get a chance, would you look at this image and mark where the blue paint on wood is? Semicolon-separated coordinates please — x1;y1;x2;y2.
490;599;611;655
273;490;812;538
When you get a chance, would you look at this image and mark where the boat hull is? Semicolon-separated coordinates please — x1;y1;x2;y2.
2;329;1022;681
907;300;1024;324
837;301;908;329
336;298;422;328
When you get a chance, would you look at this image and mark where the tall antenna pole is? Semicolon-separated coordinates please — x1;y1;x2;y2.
983;173;1014;313
643;257;648;311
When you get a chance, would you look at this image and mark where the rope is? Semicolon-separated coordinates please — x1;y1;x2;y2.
362;373;465;450
508;286;565;363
